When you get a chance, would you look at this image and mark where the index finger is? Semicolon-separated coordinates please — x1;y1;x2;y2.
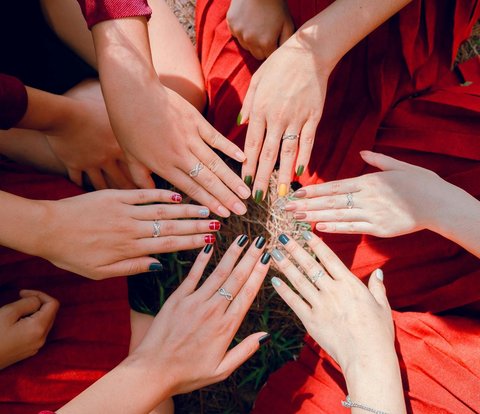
198;120;246;163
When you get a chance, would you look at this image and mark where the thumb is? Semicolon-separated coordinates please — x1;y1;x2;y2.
368;269;390;309
360;151;412;172
4;296;42;322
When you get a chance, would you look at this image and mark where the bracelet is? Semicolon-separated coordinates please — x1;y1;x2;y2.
341;395;389;414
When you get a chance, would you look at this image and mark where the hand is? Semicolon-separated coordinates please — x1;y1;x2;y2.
227;0;294;60
239;34;330;201
37;189;219;279
286;151;454;237
0;290;59;370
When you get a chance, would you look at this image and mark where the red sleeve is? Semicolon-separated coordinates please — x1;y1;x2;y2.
76;0;152;29
38;412;56;414
0;74;28;130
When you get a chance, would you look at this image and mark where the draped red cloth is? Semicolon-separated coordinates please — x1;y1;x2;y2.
0;159;130;413
196;0;480;412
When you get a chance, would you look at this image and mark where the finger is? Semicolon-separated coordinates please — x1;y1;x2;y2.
295;117;320;177
260;39;276;59
138;219;221;239
242;116;266;191
175;244;214;297
368;269;390;309
127;157;155;189
67;168;83;187
277;128;301;196
99;256;167;278
279;20;295;46
198;119;246;163
240;69;262;124
119;189;185;206
102;161;137;190
360;150;411;172
130;203;210;221
270;276;311;318
291;179;361;199
315;221;375;235
1;296;41;322
286;193;363;212
249;46;267;61
24;292;60;331
136;233;216;256
85;168;108;190
292;208;369;223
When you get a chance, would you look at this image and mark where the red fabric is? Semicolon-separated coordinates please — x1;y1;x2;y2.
196;0;480;412
0;159;130;413
76;0;152;29
0;74;27;130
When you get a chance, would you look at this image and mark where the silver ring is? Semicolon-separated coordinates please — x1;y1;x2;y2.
189;162;204;177
346;193;354;209
218;287;233;301
152;220;161;238
282;133;300;141
310;269;325;283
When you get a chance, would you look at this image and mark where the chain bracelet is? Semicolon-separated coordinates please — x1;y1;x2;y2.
341;395;389;414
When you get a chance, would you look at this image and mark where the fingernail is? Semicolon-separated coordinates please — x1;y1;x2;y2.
293;189;306;198
294;212;306;220
199;208;210;217
235;150;246;162
205;234;216;244
316;223;327;230
271;277;281;287
171;193;182;203
244;175;253;187
236;113;243;125
255;236;266;249
148;262;164;272
284;202;296;211
203;244;213;254
217;205;231;217
260;252;271;264
302;231;312;241
259;333;271;346
237;185;251;199
278;184;288;197
271;248;284;261
375;268;384;281
254;189;264;203
209;221;221;231
237;234;249;247
278;234;289;245
296;165;305;176
233;202;247;215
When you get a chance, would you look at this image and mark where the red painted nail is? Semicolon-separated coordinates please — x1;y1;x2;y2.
205;234;216;244
209;221;221;231
171;194;182;203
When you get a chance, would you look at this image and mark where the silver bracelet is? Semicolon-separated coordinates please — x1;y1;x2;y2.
341;395;389;414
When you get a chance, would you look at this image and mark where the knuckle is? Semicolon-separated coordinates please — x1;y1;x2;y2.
262;147;277;162
155;206;166;218
327;197;336;209
281;144;297;158
334;209;346;221
159;236;176;252
207;157;221;173
161;221;176;235
302;134;315;145
210;132;220;148
331;182;341;194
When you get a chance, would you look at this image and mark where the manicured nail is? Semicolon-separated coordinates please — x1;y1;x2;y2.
255;236;266;249
284;203;296;211
217;205;231;217
259;333;271;346
205;234;216;244
302;231;312;241
293;189;306;198
171;193;182;203
236;113;243;125
294;212;306;220
260;252;271;264
237;234;249;247
233;202;247;215
296;165;305;176
254;189;264;203
235;150;246;162
316;223;327;230
278;234;289;245
271;248;284;261
209;221;221;231
244;175;253;187
203;244;213;254
237;185;251;199
271;277;281;287
148;262;163;272
199;208;209;217
375;268;384;281
278;184;288;197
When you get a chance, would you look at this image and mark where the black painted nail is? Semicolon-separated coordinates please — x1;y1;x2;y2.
237;234;249;247
244;175;253;187
255;236;266;249
259;333;271;346
260;252;271;264
148;262;163;272
278;234;289;245
203;244;213;254
254;189;264;203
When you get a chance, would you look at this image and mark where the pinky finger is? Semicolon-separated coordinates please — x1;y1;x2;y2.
85;168;108;190
295;117;320;177
315;221;374;234
100;257;165;278
270;276;311;319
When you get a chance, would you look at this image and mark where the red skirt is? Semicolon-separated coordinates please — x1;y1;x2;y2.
0;159;130;413
196;0;480;412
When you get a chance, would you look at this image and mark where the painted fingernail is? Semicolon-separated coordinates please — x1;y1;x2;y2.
271;248;284;261
235;150;246;162
217;205;231;217
284;202;296;211
148;262;164;272
237;185;251;199
375;268;384;281
296;165;305;176
259;333;271;346
236;113;243;126
316;223;327;230
244;175;253;187
203;244;213;254
293;189;306;198
294;212;306;220
237;234;249;247
255;236;266;249
260;252;271;264
278;234;289;245
233;202;247;215
171;193;182;203
302;231;312;241
209;221;221;231
271;277;281;287
205;234;216;244
278;184;288;197
199;208;210;217
254;189;264;203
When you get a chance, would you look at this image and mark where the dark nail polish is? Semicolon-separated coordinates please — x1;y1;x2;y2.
293;189;306;198
148;262;164;272
205;234;216;244
209;221;221;231
260;252;271;265
296;165;305;176
203;244;213;254
254;189;264;203
278;234;290;245
255;236;266;249
258;333;271;346
236;113;243;126
237;234;249;247
294;212;307;220
244;175;253;187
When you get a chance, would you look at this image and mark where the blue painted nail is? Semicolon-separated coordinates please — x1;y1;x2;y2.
203;244;213;254
375;268;384;281
148;262;163;272
302;231;312;241
271;249;284;261
255;236;266;249
237;234;248;247
199;208;209;217
261;252;271;264
278;234;289;245
271;277;281;287
258;333;271;346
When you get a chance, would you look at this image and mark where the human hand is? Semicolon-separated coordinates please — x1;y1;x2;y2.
286;151;454;237
38;189;219;279
0;290;59;370
239;34;330;201
227;0;294;60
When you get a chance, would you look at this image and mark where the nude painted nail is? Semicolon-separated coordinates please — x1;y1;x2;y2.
284;203;296;211
278;184;288;197
294;212;306;220
199;208;209;217
316;223;327;230
271;277;281;287
233;202;247;215
293;189;306;198
217;205;231;217
209;221;221;231
235;150;246;162
237;185;251;199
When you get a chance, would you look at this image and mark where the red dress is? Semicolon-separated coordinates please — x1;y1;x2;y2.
0;74;28;129
196;0;480;412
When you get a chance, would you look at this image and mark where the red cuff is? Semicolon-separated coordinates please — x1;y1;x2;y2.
77;0;152;29
0;74;28;130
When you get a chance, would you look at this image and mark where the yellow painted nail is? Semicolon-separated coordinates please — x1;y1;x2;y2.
278;184;288;197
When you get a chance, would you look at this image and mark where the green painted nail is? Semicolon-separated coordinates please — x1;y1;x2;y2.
254;189;264;203
244;175;253;187
271;277;281;287
236;113;243;125
296;165;305;176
